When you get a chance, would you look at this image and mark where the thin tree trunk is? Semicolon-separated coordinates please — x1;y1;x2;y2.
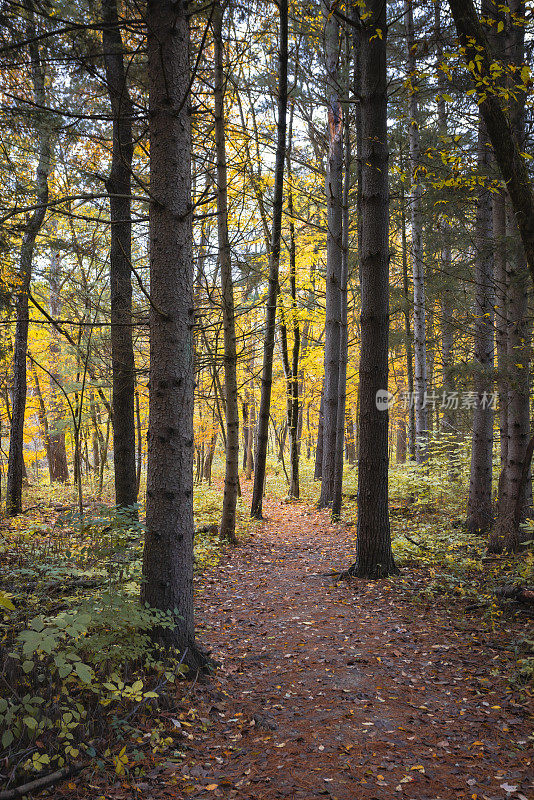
405;0;428;464
348;0;398;578
345;407;356;464
213;0;239;543
142;0;205;668
286;106;301;499
47;225;69;482
332;87;350;522
314;386;324;480
6;18;52;516
103;0;137;510
245;395;254;480
29;360;52;479
493;189;508;472
399;160;415;459
135;387;142;495
318;0;343;508
434;1;455;450
242;401;249;472
251;0;288;519
466;119;495;534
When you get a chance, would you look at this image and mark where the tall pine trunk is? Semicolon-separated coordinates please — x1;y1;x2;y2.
434;1;455;451
492;0;530;551
332;92;350;521
213;0;239;543
318;0;343;508
142;0;205;668
465;120;494;534
250;0;288;519
348;0;398;578
404;0;428;464
103;0;137;509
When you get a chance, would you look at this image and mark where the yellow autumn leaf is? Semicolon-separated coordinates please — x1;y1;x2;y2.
0;592;15;610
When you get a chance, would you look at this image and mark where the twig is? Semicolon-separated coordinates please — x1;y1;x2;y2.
0;764;82;800
403;533;431;551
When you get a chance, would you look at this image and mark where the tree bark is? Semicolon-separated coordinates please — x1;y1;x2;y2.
213;0;239;543
434;1;455;453
47;226;69;482
142;0;205;668
465;120;495;534
492;0;531;551
332;88;350;522
250;0;288;519
102;0;137;511
6;16;52;516
404;0;428;464
399;154;416;459
348;0;398;578
447;0;534;284
285;105;301;499
318;0;343;508
314;386;324;480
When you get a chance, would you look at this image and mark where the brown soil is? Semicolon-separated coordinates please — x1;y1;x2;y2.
168;497;532;800
56;494;532;800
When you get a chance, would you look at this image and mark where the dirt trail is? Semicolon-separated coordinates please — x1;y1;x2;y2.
161;497;533;800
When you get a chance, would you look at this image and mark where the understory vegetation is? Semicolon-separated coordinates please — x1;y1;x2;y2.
1;455;532;789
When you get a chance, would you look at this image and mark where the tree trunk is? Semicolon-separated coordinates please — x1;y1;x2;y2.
6;21;52;516
404;0;428;464
213;0;239;543
285;105;301;499
242;401;249;472
465;120;495;534
434;1;455;451
493;189;508;472
318;0;343;508
245;395;254;480
332;89;350;522
492;0;530;551
314;386;324;480
29;360;52;479
348;0;398;578
345;407;356;465
47;227;69;482
250;0;288;519
135;387;142;494
102;0;137;510
399;165;416;460
142;0;205;668
447;0;534;283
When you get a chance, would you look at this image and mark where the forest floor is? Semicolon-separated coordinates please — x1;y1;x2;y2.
62;492;533;800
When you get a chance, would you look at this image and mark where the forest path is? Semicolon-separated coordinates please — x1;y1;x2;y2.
179;496;530;799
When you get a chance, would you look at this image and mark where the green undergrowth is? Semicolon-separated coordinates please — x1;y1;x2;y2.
0;480;237;790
